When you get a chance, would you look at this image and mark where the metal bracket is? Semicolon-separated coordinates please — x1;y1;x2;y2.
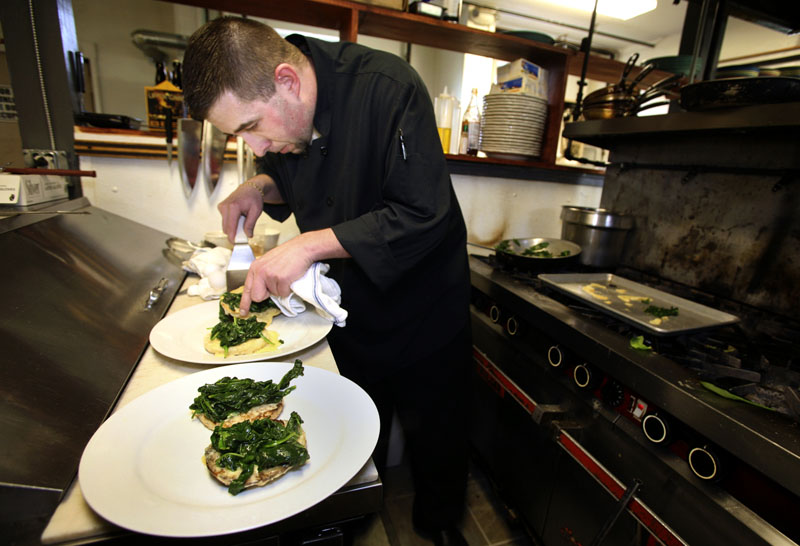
532;403;571;425
23;149;67;169
144;277;169;310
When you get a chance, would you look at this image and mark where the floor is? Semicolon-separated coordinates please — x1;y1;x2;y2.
351;453;536;546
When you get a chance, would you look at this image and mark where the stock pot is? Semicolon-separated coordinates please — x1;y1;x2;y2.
560;206;634;268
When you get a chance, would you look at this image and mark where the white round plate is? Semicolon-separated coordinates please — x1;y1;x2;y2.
483;116;546;123
484;113;546;122
481;137;542;146
482;144;542;155
79;362;379;537
484;107;547;116
484;94;547;102
482;126;544;135
149;300;333;365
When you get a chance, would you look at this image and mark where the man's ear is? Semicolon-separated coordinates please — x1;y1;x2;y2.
274;64;300;97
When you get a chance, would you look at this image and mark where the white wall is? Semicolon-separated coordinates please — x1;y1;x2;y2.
77;151;600;245
79;153;296;242
454;174;601;245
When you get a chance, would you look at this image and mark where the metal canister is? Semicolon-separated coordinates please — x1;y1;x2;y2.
560;206;634;268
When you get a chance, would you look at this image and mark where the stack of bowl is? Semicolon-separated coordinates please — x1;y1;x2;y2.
480;93;547;160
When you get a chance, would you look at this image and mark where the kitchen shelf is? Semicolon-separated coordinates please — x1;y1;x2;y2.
563;101;800;148
73;127;604;185
167;0;670;174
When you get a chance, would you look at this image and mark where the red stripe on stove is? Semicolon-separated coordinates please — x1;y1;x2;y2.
473;347;538;415
558;431;687;546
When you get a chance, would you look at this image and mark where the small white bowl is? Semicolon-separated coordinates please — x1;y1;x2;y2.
204;230;233;249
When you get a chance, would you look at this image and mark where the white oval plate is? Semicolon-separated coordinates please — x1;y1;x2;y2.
79;362;379;537
149;300;333;365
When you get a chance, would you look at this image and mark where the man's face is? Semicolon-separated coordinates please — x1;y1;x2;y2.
206;89;313;156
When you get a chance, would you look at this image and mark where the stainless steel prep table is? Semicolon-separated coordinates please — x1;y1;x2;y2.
41;275;382;544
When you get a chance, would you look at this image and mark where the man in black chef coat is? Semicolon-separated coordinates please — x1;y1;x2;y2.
183;17;471;545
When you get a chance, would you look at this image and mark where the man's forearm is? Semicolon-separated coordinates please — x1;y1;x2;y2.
297;228;351;261
245;174;284;204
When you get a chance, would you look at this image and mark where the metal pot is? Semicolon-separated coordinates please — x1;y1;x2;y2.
560;206;634;268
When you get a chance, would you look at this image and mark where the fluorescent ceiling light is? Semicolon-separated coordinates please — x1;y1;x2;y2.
542;0;657;20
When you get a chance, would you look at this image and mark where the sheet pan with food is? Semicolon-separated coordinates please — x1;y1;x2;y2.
538;273;739;336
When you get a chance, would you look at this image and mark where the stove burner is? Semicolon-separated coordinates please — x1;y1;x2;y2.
472;253;800;421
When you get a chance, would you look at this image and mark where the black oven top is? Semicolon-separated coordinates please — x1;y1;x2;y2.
470;253;800;421
468;254;800;500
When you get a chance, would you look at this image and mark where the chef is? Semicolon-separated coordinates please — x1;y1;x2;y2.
182;17;472;546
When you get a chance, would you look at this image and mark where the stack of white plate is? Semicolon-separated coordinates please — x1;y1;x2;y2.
480;93;547;160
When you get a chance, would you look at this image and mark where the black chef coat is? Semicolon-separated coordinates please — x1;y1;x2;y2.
258;35;470;380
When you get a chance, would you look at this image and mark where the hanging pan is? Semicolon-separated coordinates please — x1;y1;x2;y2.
680;76;800;111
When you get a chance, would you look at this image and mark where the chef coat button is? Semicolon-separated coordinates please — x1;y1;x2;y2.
320;146;328;156
326;196;334;206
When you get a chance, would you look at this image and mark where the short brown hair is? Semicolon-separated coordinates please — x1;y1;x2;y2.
182;17;306;120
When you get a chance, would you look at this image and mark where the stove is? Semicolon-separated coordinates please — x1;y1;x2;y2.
468;254;800;546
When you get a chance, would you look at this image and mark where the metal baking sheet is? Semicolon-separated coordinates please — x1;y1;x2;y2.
538;273;739;336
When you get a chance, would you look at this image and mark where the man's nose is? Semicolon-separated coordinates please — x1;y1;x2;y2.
243;134;270;156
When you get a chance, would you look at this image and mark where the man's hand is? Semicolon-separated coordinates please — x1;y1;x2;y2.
218;175;274;242
238;228;350;316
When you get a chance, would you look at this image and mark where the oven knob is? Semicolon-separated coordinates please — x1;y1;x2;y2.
600;380;625;408
573;363;599;389
489;305;501;323
505;316;520;336
688;445;723;482
547;345;563;367
642;413;671;445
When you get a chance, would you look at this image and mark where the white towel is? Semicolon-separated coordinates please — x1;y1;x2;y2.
271;262;348;327
183;247;231;300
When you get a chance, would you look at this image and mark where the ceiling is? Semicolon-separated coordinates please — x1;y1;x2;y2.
465;0;688;55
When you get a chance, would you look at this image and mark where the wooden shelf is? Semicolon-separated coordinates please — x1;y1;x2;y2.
73;126;603;186
147;0;676;177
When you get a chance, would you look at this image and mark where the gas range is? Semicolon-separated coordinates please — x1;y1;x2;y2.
467;254;800;545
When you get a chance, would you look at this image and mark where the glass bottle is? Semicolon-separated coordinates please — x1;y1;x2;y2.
459;88;481;155
171;61;182;89
155;61;168;85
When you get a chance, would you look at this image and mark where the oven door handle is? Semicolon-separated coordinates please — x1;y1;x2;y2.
554;427;689;546
474;347;577;427
589;478;642;546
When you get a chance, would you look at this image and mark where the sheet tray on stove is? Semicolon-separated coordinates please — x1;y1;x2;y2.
538;273;739;336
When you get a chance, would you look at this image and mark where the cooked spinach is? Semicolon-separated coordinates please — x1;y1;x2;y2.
210;305;276;356
211;411;309;495
222;291;278;313
495;240;512;253
644;305;679;318
190;360;304;423
496;240;569;259
521;241;550;257
630;335;652;351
